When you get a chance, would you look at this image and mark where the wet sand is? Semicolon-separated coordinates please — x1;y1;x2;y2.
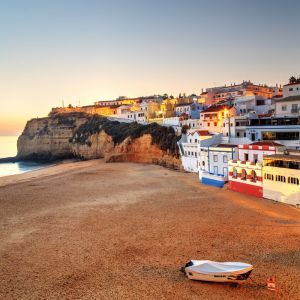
0;160;299;299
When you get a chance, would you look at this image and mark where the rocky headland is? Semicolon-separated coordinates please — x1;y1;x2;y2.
16;112;182;169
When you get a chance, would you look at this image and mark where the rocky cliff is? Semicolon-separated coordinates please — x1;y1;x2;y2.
17;112;182;169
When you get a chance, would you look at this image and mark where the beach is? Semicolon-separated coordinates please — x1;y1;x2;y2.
0;160;299;299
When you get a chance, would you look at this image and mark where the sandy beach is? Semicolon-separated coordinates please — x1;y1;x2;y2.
0;160;299;299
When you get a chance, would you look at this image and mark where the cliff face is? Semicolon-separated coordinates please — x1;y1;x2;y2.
105;134;181;168
17;113;88;161
17;112;182;169
71;131;114;160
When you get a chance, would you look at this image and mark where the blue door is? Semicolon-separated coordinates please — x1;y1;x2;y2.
214;166;218;175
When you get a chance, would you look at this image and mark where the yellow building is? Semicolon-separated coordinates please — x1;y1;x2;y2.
262;154;300;206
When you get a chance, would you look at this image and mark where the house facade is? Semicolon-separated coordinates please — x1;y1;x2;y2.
115;105;146;123
282;82;300;97
228;141;285;197
200;105;236;134
178;131;222;173
245;116;300;148
199;144;237;188
175;101;203;119
262;154;300;206
275;96;300;117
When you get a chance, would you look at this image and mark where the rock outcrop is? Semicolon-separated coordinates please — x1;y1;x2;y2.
17;113;88;161
17;112;182;169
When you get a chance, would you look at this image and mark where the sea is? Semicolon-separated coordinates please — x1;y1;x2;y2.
0;136;48;177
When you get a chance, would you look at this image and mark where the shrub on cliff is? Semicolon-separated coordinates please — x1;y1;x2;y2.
72;115;180;157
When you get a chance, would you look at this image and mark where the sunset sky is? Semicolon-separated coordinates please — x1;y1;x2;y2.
1;0;300;135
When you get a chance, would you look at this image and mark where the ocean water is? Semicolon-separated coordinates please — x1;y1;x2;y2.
0;136;48;177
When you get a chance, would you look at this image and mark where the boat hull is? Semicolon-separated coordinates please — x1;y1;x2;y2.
185;269;253;283
182;260;253;283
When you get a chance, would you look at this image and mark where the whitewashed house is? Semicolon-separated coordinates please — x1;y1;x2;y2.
244;116;300;148
282;82;300;97
178;130;222;173
262;153;300;206
228;141;285;198
114;105;146;123
275;97;300;117
198;144;238;187
233;95;274;116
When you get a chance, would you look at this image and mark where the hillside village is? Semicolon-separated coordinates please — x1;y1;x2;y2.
50;78;300;207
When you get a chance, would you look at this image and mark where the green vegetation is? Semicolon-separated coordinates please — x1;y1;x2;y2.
289;76;300;84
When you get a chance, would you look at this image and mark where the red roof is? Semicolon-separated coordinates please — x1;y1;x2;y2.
200;105;231;113
188;130;211;136
258;113;273;118
283;82;300;86
250;141;283;147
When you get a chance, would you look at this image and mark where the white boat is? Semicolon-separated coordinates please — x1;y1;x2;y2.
182;260;253;283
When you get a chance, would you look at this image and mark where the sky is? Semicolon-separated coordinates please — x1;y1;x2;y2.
0;0;300;135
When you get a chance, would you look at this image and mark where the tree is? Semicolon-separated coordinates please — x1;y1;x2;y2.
163;93;168;100
289;76;297;84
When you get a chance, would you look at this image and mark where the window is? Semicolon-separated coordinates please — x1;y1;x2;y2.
262;131;299;141
237;132;240;137
207;122;210;127
253;154;258;164
251;170;257;182
288;177;299;185
244;153;249;161
195;139;197;143
291;104;298;113
213;155;218;162
241;169;247;180
223;155;228;163
214;122;217;126
281;105;287;111
264;173;274;180
232;167;237;178
276;175;286;182
289;88;293;91
202;161;205;166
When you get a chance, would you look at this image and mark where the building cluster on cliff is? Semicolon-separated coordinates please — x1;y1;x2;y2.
50;78;300;207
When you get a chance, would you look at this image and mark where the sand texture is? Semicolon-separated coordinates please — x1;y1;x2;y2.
0;160;299;299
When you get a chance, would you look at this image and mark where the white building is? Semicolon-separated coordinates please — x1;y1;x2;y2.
178;130;222;173
114;105;146;123
262;154;300;206
181;119;202;130
282;82;300;97
244;117;300;148
275;97;300;117
198;144;238;187
228;141;285;198
233;95;274;116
